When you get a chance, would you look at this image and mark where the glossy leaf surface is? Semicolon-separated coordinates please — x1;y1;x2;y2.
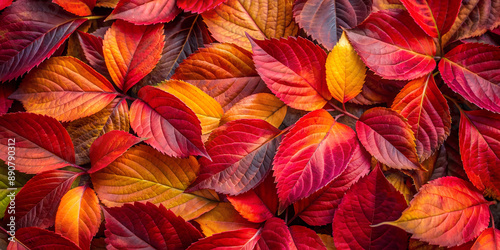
7;227;80;250
106;0;181;25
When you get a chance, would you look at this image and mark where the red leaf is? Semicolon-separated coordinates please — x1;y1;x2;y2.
250;36;331;111
193;119;281;195
289;226;327;250
103;20;165;93
0;0;12;11
77;31;110;80
53;0;96;16
392;74;451;161
106;0;181;25
356;107;421;170
0;0;86;82
130;86;208;158
0;83;15;115
177;0;227;13
274;109;357;210
439;43;500;114
187;228;261;250
0;113;76;173
104;202;202;250
293;0;372;49
399;0;461;38
459;110;500;199
7;227;80;250
257;217;295;249
88;130;143;173
293;144;371;226
471;228;500;250
333;167;408;249
345;9;436;80
3;170;79;229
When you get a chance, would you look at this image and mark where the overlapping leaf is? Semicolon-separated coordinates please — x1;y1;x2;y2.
194;202;259;237
7;227;81;250
106;0;181;25
88;131;142;173
0;113;76;173
103;20;165;93
172;43;269;111
0;0;86;82
0;84;15;115
250;36;331;111
350;70;406;105
333;167;408;249
399;0;461;38
187;228;261;249
53;0;96;16
55;186;101;250
345;9;437;80
201;0;298;50
356;107;421;170
392;74;451;161
256;217;326;249
10;57;118;122
67;98;129;165
77;31;110;80
439;43;500;114
326;32;366;103
379;177;494;247
0;164;28;219
104;202;202;249
293;0;372;49
471;228;500;250
193;119;281;195
177;0;227;13
221;93;287;128
91;144;218;221
293;144;371;226
459;110;500;199
289;226;327;249
274;109;357;210
0;1;12;11
5;170;79;229
130;86;208;158
157;80;223;134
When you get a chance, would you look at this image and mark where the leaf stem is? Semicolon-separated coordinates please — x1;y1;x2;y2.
327;101;359;120
84;15;107;20
492;204;497;229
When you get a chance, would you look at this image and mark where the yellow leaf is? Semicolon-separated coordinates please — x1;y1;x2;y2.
157;80;223;134
325;32;366;103
221;93;287;128
194;202;259;237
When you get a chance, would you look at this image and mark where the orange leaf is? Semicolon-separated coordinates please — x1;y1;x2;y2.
221;93;287;128
325;32;366;103
471;228;500;250
201;0;298;50
378;177;494;247
103;20;164;93
53;0;96;16
10;57;118;122
91;144;218;221
55;186;101;250
194;202;259;237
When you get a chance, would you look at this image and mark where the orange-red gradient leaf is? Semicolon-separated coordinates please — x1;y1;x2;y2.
274;109;357;210
345;9;436;80
356;107;421;170
194;202;259;237
379;176;494;247
193;119;281;195
10;56;118;122
106;0;181;25
187;228;261;250
91;144;218;221
7;227;80;250
201;0;298;50
471;228;500;250
399;0;461;38
89;130;142;173
103;202;202;249
156;80;223;134
250;36;331;111
177;0;227;13
130;86;208;158
53;0;96;16
392;74;451;161
0;113;75;174
103;20;164;93
172;43;269;111
459;110;500;199
55;186;101;250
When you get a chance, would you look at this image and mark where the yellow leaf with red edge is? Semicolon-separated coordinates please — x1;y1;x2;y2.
201;0;298;51
10;56;118;122
326;32;366;104
156;80;223;134
377;176;494;247
91;144;219;221
55;186;101;250
194;202;259;237
221;93;287;128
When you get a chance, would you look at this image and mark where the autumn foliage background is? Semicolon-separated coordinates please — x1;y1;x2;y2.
0;0;500;249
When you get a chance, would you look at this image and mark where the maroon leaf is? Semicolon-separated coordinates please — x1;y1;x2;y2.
0;83;15;115
106;0;182;25
332;167;408;249
77;30;110;80
7;227;80;250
